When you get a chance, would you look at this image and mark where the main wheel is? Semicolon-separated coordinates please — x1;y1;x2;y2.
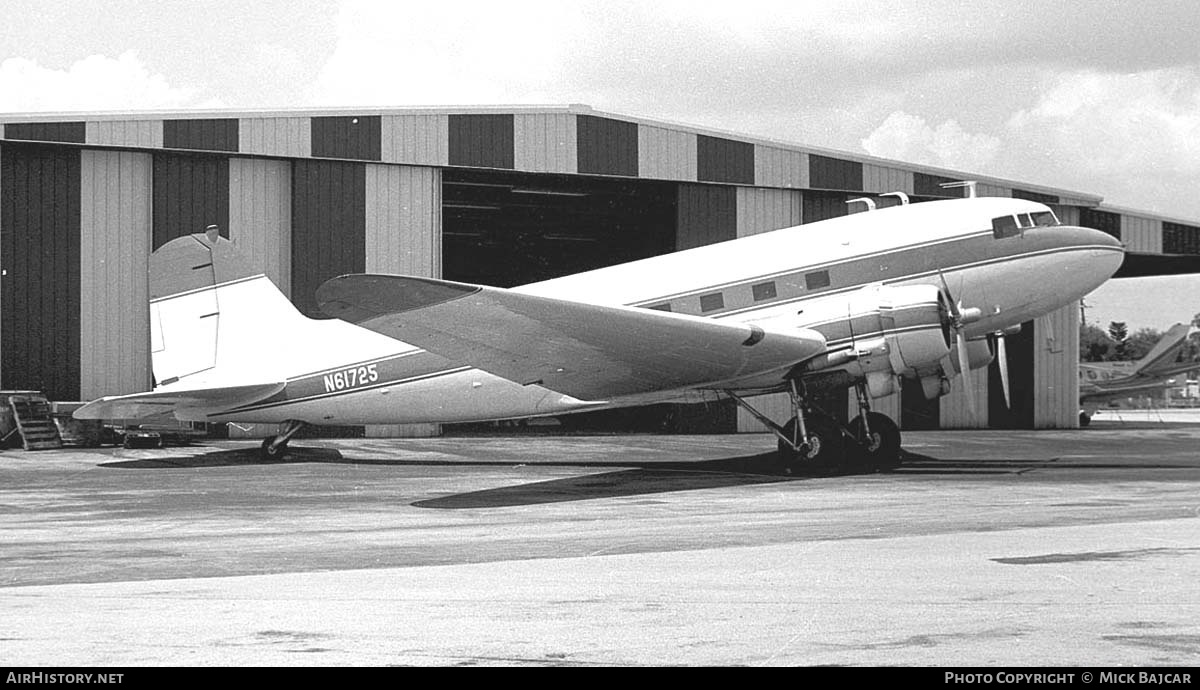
849;412;901;472
260;436;288;461
777;415;845;475
1079;411;1092;427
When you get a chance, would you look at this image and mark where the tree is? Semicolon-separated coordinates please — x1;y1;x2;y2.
1108;321;1129;360
1079;323;1113;362
1124;327;1164;362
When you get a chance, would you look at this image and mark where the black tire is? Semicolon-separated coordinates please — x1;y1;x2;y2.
1079;411;1091;427
777;415;845;475
260;436;288;461
849;412;902;472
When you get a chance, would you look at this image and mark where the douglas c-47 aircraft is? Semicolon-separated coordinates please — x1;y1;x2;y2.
75;193;1125;473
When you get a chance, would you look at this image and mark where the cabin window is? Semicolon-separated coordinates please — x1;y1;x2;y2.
992;215;1020;238
804;270;831;290
699;292;724;312
648;303;672;312
1019;213;1035;228
751;281;777;301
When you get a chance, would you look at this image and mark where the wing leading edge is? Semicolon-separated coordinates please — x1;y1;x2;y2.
317;274;827;401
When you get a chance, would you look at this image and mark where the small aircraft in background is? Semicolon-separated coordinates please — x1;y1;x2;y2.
75;192;1124;474
1078;323;1198;426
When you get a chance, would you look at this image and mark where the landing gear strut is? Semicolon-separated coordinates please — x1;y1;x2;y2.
728;379;903;475
260;420;305;461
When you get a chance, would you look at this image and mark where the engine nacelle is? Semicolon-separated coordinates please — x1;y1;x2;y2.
946;338;994;374
804;284;952;398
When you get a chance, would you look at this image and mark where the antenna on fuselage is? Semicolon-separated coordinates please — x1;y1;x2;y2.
939;180;978;198
846;197;876;212
880;191;909;205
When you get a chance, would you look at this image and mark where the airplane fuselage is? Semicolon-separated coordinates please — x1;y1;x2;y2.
203;197;1123;425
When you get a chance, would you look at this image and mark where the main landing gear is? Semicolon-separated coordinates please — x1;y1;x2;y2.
729;381;902;475
260;420;305;461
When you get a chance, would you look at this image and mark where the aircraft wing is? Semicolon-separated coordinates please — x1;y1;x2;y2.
317;274;827;400
73;382;286;420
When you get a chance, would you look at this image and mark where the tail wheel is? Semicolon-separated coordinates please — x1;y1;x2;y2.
777;415;845;475
849;412;902;472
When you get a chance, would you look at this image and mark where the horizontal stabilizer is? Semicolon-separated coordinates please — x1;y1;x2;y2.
317;274;827;400
73;382;286;421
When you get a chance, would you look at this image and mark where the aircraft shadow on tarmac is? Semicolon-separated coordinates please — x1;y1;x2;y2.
97;446;1196;509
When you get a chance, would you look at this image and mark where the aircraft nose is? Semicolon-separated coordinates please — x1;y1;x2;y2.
1060;224;1125;291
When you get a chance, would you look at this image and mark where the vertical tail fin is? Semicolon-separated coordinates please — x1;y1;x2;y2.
1129;323;1193;377
149;233;306;388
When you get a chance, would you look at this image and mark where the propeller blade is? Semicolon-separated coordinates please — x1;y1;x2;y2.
957;330;977;423
996;334;1011;409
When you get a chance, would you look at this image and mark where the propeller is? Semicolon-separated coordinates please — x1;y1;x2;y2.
938;272;983;422
993;332;1011;408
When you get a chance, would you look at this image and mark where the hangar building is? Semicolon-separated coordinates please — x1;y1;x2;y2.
1;105;1196;437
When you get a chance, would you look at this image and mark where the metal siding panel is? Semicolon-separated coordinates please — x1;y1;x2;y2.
364;163;441;438
4;122;86;144
163;119;238;152
809;155;863;192
238;117;310;158
229;158;292;297
1122;215;1162;254
448;114;514;169
1034;304;1079;428
697;135;754;185
80;150;152;399
862;164;913;195
0;144;81;400
311;116;382;161
514;113;578;174
152;154;230;249
576;115;636;177
291;160;365;318
975;182;1011;198
381;114;448;167
637;125;696;181
736;392;793;432
939;367;990;429
753;146;806;188
677;183;736;250
736;187;802;238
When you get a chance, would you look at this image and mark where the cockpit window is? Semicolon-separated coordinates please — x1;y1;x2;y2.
1031;210;1059;227
992;215;1020;238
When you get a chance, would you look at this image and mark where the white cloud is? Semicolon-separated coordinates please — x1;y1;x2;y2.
0;51;215;112
860;111;1002;171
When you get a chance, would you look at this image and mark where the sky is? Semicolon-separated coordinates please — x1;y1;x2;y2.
2;0;1199;332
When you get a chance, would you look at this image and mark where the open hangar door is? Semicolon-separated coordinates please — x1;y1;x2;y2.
440;168;732;434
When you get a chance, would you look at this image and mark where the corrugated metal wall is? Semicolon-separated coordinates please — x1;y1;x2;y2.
988;322;1035;429
312;115;381;161
514;113;577;174
697;135;754;185
291;159;366;318
364;163;443;438
0;144;81;400
381;115;448;167
239;117;310;159
152;153;230;249
939;366;990;429
677;184;736;250
448;114;514;169
754;146;806;189
229;157;292;296
1122;215;1162;254
163;119;238;152
734;187;804;431
809;155;862;191
914;172;963;198
5;122;86;144
1033;304;1080;428
79;150;152;399
87;120;163;148
862;164;913;195
638;125;696;181
575;115;633;177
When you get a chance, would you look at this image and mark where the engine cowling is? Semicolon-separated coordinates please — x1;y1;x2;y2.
803;284;953;398
946;337;994;374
